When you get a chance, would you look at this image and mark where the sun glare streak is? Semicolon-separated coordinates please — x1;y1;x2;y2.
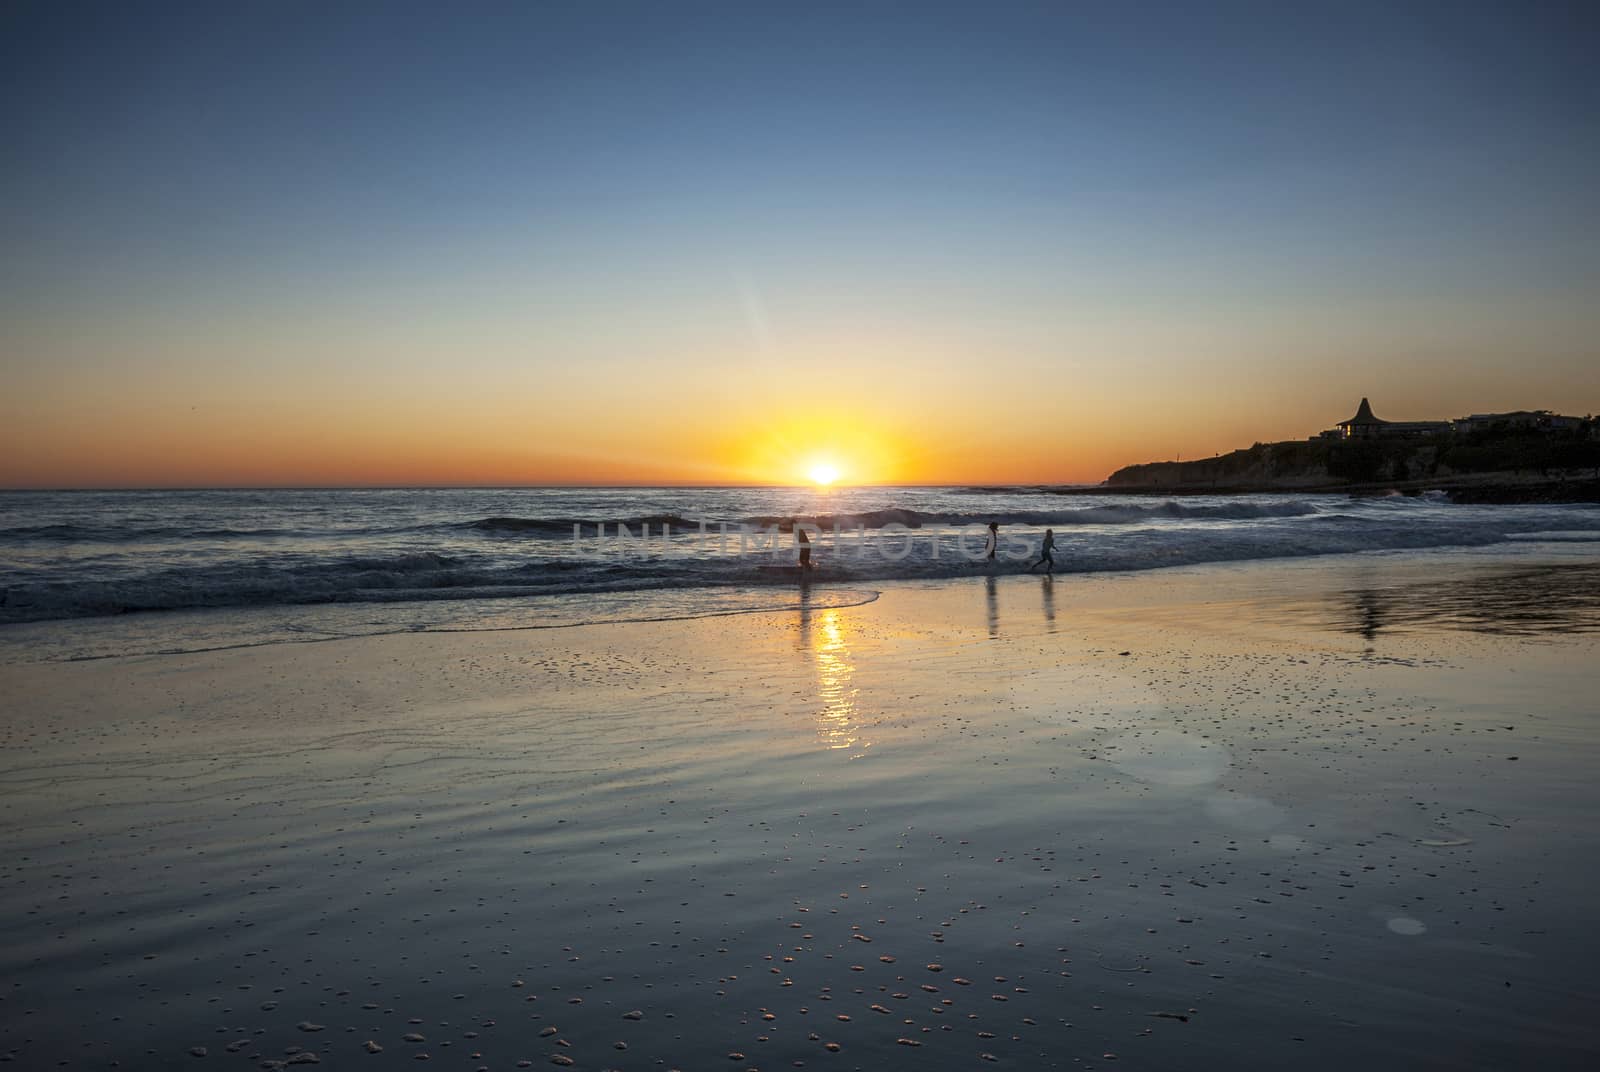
811;609;866;755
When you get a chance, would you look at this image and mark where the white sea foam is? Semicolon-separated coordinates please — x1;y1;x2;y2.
1;487;1596;626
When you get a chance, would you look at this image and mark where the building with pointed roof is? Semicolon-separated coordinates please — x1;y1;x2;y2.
1315;398;1588;441
1331;398;1452;440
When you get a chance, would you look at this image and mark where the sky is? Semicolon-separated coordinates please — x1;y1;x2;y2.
2;0;1597;487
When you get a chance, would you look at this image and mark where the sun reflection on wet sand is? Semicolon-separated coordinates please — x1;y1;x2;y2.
804;606;867;755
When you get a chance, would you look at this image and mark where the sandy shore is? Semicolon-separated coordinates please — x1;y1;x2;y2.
2;551;1598;1069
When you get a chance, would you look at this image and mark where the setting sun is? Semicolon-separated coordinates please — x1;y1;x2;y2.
808;463;840;487
3;9;1597;1072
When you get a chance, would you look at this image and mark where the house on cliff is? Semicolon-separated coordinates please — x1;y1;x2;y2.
1331;398;1451;440
1454;410;1585;434
1316;398;1589;441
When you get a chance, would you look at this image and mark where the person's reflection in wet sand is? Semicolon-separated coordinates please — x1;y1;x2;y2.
985;574;999;639
1353;587;1387;646
796;583;813;652
1040;574;1056;633
1329;564;1600;640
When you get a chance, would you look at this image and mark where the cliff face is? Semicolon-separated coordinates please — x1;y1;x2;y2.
1107;441;1336;488
1106;430;1600;489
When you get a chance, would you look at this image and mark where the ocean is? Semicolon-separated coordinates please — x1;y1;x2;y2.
3;486;1599;659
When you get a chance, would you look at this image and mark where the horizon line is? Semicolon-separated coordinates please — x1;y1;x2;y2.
0;481;1109;494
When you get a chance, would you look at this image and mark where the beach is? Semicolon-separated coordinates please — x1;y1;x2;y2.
2;549;1598;1070
10;1;1600;1067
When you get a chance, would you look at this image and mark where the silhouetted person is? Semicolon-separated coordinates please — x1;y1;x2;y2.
797;526;813;571
1029;528;1055;575
983;521;999;563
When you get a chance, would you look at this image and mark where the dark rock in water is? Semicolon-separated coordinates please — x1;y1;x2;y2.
1448;478;1600;504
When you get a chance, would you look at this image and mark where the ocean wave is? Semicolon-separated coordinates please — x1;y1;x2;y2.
738;501;1322;530
4;489;1597;626
2;510;1589;625
1505;530;1600;542
0;522;306;541
0;550;480;622
464;514;703;535
0;569;687;623
0;500;1358;546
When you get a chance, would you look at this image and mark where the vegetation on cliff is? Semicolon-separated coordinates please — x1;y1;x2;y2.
1106;421;1600;489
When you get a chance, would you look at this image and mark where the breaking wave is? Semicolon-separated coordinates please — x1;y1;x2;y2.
2;487;1597;624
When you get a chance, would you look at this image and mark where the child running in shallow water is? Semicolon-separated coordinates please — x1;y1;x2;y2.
1029;528;1056;575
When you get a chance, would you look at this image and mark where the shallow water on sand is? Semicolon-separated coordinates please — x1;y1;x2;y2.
1;553;1598;1069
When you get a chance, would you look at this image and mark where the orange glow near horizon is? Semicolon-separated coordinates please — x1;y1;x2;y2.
4;356;1598;489
6;5;1600;492
716;410;914;488
6;250;1598;491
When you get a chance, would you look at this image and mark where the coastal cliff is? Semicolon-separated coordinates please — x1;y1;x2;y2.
1107;440;1335;489
1105;426;1600;500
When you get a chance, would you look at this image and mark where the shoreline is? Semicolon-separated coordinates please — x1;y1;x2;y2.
1082;473;1600;502
7;485;1600;628
5;540;1599;665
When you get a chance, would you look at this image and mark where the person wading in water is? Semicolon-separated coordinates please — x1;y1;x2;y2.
1029;528;1056;575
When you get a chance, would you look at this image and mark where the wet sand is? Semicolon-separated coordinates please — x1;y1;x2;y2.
2;551;1598;1069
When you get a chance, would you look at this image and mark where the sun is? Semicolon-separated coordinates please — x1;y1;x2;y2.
808;462;840;487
